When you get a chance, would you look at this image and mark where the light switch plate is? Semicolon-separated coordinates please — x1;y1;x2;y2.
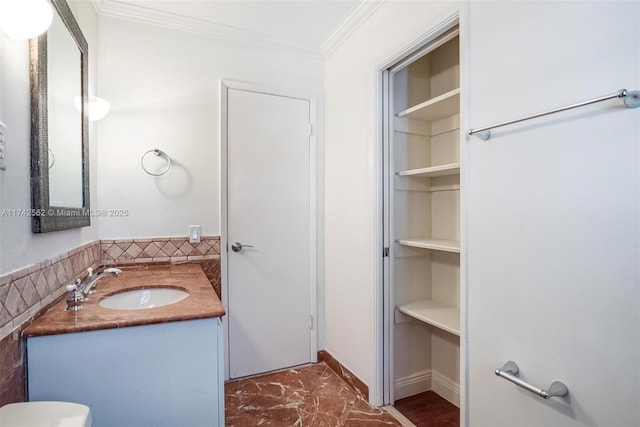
188;225;201;243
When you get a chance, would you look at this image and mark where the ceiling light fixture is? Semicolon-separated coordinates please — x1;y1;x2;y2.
0;0;53;40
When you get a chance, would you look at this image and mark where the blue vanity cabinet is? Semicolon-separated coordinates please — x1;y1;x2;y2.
26;318;224;427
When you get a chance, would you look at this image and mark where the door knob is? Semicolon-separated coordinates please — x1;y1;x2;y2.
231;242;254;252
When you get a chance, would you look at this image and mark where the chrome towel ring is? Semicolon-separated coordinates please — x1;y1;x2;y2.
48;148;55;169
141;148;172;176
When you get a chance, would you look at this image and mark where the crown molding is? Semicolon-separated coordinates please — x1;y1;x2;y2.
91;0;103;14
322;0;386;58
93;0;324;58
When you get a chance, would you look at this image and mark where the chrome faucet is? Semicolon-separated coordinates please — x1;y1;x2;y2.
80;267;123;295
65;267;122;311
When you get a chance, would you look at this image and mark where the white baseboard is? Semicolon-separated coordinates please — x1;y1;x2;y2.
393;370;431;400
431;369;460;407
394;369;460;407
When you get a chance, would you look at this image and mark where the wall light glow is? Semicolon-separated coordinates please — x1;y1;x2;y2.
74;96;111;122
0;0;53;40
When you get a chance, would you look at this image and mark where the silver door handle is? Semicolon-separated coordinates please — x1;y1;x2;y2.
231;242;254;252
495;361;568;399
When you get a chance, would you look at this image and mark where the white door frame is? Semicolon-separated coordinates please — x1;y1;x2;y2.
220;79;318;380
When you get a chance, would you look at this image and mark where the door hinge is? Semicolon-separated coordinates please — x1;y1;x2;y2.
383;247;389;257
308;123;313;136
309;315;314;330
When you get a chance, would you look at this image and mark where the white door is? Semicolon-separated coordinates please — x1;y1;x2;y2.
466;2;639;426
225;86;313;379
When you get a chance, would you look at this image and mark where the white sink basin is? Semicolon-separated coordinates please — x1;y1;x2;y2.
99;287;188;310
0;402;91;427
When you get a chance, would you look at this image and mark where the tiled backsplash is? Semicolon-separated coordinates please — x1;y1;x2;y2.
101;236;220;264
0;236;221;406
0;242;101;340
199;258;222;299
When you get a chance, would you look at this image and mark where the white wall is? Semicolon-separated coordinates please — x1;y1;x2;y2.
96;17;324;239
466;2;639;425
324;0;461;404
0;0;99;275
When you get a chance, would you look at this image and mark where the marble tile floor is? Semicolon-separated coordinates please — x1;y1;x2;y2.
225;362;403;426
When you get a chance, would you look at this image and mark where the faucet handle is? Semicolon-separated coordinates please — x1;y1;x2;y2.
65;279;85;312
87;267;93;277
66;278;81;292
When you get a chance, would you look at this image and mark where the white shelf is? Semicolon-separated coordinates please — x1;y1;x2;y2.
397;238;460;253
397;299;460;336
397;88;460;122
397;162;460;178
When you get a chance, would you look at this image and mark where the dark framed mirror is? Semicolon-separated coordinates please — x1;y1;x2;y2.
30;0;89;233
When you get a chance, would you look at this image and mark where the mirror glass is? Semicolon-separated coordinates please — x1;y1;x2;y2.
47;8;82;207
31;0;90;232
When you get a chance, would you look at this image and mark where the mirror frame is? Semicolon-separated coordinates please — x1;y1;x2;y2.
30;0;90;233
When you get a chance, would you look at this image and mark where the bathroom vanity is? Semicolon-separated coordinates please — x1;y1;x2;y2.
23;264;226;427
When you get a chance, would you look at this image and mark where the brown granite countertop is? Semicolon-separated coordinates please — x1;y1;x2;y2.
23;264;225;337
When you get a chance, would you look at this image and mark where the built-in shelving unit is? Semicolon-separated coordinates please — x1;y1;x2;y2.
397;238;460;253
397;299;460;336
397;88;460;122
386;26;462;411
397;162;460;178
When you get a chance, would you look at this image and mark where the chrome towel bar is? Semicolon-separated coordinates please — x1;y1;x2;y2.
469;88;640;140
495;361;568;400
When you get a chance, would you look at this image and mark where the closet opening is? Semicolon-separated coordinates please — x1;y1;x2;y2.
381;21;462;426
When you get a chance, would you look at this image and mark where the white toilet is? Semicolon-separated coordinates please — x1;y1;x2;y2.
0;401;91;427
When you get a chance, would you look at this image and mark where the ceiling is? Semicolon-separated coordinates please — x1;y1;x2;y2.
93;0;383;57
